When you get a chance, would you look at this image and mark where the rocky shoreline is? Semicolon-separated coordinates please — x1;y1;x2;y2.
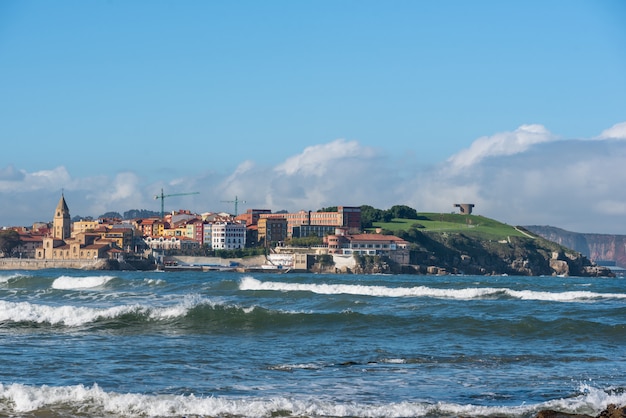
537;404;626;418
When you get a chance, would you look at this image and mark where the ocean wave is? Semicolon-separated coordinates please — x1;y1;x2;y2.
0;382;623;417
143;277;166;286
0;272;29;284
0;294;620;334
51;275;116;290
0;297;395;333
240;277;626;302
0;296;212;327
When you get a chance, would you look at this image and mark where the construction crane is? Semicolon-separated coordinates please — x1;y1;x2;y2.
221;195;246;216
154;188;200;219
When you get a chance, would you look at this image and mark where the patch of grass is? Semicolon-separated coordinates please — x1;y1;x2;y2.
371;213;527;240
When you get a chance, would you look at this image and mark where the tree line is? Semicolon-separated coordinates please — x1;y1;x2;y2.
359;205;419;229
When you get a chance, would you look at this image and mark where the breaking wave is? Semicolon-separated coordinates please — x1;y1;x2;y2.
239;277;626;302
52;275;117;290
0;296;210;327
0;382;623;417
0;272;30;284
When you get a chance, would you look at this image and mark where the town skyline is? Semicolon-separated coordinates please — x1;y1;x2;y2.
1;2;625;234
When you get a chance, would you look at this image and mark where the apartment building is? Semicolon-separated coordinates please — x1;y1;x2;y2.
209;222;246;250
257;217;288;246
260;206;361;237
73;220;101;235
236;209;272;226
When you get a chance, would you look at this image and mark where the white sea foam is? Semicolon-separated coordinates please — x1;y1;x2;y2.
239;277;626;302
268;363;323;371
0;296;215;326
0;382;623;417
504;288;626;302
52;275;116;290
143;277;166;285
0;300;138;326
382;358;407;364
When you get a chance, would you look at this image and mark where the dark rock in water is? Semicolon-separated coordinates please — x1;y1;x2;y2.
597;404;626;418
536;410;593;418
83;258;157;271
536;404;626;418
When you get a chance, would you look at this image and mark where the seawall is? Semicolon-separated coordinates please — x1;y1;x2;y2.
0;258;105;270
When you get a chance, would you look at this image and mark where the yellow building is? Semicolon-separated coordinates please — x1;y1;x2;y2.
102;227;135;250
36;194;118;261
73;220;100;235
53;193;71;240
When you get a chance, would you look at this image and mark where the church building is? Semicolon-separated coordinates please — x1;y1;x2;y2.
35;194;118;261
53;193;71;240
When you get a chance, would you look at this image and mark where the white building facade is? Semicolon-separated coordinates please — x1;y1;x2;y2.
210;222;246;250
143;236;199;251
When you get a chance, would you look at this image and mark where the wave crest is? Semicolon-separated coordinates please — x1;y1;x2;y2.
0;296;208;327
0;382;624;417
52;275;116;290
0;272;30;284
239;277;626;302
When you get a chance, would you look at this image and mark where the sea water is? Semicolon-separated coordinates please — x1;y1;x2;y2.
0;269;624;417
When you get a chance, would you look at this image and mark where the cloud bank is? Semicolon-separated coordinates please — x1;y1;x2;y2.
1;122;625;234
446;124;557;171
596;121;626;140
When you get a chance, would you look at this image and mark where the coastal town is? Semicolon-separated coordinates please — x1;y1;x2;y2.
0;193;412;272
0;193;619;277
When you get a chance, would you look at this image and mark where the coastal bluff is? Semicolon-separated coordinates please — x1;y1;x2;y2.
525;225;626;269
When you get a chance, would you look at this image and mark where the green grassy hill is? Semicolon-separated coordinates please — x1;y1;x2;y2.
371;213;532;241
365;213;611;276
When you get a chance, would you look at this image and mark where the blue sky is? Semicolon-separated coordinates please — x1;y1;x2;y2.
1;0;626;233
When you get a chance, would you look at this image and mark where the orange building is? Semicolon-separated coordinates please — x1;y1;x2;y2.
260;206;361;237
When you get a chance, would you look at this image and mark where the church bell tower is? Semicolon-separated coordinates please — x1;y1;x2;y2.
53;193;71;240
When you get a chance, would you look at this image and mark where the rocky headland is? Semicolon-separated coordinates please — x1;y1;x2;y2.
369;228;614;277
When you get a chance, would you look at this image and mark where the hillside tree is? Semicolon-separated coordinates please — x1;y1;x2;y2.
0;230;21;257
387;205;419;219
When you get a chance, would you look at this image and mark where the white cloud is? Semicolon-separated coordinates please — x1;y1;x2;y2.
275;139;376;177
417;136;626;233
0;166;72;193
446;124;556;171
0;165;25;182
596;121;626;139
2;122;626;234
216;139;399;213
593;199;626;216
81;172;146;217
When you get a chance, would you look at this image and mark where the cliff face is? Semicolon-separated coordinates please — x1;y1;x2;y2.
524;226;626;269
403;231;613;277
